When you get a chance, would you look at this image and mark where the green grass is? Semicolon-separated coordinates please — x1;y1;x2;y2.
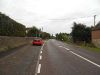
0;43;27;53
57;40;100;53
81;45;100;52
0;47;8;52
66;41;100;53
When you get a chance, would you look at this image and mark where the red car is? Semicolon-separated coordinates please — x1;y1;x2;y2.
32;38;43;46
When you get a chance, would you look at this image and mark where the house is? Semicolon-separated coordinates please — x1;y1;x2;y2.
92;22;100;48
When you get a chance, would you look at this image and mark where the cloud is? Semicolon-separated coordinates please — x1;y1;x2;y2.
0;0;100;34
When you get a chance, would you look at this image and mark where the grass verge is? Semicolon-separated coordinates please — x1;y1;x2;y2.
0;42;28;53
65;41;100;52
81;46;100;52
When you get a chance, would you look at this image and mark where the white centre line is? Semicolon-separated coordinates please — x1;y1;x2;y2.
37;64;41;73
40;51;42;54
35;42;45;75
41;43;45;51
70;51;100;68
40;55;42;60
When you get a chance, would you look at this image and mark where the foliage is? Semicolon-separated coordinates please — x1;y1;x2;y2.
56;33;70;42
27;26;41;37
0;12;26;37
80;43;100;52
0;12;52;38
27;26;51;39
71;22;91;43
42;32;51;39
50;34;55;39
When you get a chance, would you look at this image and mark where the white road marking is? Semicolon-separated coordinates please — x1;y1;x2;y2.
59;46;63;47
40;55;42;60
65;48;70;50
70;51;100;68
58;45;100;68
37;64;41;73
40;51;42;54
41;43;45;51
59;46;70;51
35;42;45;75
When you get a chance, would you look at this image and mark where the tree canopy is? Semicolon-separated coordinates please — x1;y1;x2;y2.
71;22;91;43
0;12;26;37
26;26;41;37
56;33;70;41
42;32;51;39
26;26;51;39
0;12;52;38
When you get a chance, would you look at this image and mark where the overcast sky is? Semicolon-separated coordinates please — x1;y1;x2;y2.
0;0;100;34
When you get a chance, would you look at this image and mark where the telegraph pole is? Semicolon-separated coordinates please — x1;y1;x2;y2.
94;15;96;26
41;27;43;38
42;27;43;32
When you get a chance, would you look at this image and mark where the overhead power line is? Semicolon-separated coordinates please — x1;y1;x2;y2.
48;15;100;21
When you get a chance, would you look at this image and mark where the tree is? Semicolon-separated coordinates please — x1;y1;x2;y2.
42;32;51;39
83;27;91;43
56;33;69;41
27;26;41;37
71;22;91;43
0;12;26;37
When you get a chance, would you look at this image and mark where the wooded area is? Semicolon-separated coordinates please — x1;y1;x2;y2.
0;12;51;39
0;12;26;37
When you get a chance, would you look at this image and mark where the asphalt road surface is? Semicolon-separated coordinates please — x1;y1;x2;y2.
0;39;100;75
0;44;41;75
36;39;100;75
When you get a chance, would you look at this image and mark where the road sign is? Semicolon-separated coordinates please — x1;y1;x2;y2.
32;34;41;37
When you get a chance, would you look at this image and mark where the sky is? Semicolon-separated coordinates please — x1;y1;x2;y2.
0;0;100;34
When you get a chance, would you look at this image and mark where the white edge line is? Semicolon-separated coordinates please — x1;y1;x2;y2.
65;48;70;50
35;42;45;75
59;46;63;47
37;64;41;73
58;45;100;68
70;51;100;68
59;46;70;51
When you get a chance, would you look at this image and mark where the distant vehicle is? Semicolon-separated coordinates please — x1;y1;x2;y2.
32;38;43;46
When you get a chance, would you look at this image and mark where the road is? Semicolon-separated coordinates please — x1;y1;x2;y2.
0;39;100;75
36;39;100;75
0;44;41;75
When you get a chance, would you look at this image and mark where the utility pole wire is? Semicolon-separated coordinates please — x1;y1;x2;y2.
48;15;100;21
